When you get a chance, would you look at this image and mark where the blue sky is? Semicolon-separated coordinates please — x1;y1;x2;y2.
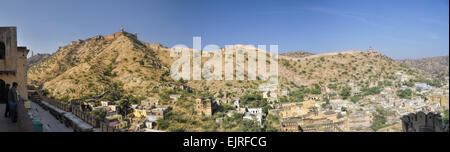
0;0;448;59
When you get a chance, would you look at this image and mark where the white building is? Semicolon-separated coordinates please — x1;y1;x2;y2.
247;108;263;114
100;101;109;107
415;83;433;91
243;107;264;126
243;112;263;126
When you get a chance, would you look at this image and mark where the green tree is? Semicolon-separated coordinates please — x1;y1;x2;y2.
157;118;170;130
405;80;414;87
337;113;344;119
384;81;392;86
216;104;234;113
41;88;50;96
340;87;351;99
91;108;107;121
279;96;289;103
289;90;305;102
240;93;266;107
310;83;322;95
371;108;388;131
327;84;337;90
350;95;363;103
425;79;442;87
361;87;381;96
123;95;143;105
397;89;412;99
118;100;132;116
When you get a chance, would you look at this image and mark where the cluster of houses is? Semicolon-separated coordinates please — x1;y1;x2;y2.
323;79;449;131
195;97;266;126
268;71;449;132
83;71;448;132
129;98;171;132
84;97;171;132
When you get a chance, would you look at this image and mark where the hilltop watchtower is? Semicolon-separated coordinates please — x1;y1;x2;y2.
369;46;374;53
104;28;138;40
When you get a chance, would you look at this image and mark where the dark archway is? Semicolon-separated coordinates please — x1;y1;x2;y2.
0;41;5;59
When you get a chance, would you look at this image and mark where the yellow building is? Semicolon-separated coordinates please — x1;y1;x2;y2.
111;121;128;129
0;27;29;99
427;95;449;107
278;100;316;118
106;114;123;121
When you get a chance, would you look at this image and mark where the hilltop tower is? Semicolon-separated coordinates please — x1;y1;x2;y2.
369;46;374;53
104;28;137;40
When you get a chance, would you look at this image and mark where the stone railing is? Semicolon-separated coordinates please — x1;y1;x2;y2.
29;88;120;132
17;98;35;132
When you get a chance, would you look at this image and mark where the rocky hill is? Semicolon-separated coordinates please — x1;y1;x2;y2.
276;49;434;99
28;30;163;100
29;30;428;101
397;56;449;78
27;30;277;131
27;30;435;131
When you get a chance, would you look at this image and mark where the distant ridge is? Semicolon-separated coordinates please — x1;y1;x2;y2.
397;55;449;78
281;51;314;58
28;53;51;68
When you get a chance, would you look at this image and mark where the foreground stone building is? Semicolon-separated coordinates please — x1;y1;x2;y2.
0;27;29;100
0;27;34;132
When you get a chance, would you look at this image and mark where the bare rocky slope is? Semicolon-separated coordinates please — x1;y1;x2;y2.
397;56;449;78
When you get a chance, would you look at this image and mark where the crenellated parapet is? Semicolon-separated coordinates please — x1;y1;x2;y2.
104;28;137;40
400;111;447;132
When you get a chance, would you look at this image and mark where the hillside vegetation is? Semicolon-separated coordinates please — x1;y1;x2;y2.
28;30;438;131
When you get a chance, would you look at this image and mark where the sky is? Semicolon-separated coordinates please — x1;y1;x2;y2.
0;0;448;59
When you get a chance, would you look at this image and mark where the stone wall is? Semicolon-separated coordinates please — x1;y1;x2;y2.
195;98;217;116
0;27;17;70
401;111;447;132
104;28;137;40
